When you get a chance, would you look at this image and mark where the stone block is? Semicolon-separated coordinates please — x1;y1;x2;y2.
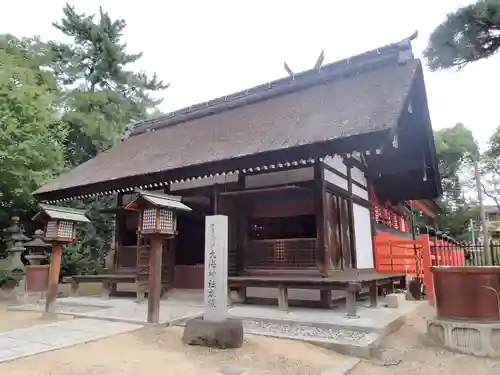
229;290;246;304
427;316;500;357
182;317;244;349
384;293;402;308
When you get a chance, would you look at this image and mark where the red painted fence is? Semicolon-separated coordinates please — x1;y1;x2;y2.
374;233;466;306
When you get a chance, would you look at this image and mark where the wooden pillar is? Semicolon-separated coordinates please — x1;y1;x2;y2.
420;234;435;306
367;182;378;270
213;184;219;215
236;174;246;274
314;162;327;275
147;236;163;323
345;161;357;268
320;290;333;308
44;243;62;316
345;282;361;318
112;193;124;270
369;282;378;307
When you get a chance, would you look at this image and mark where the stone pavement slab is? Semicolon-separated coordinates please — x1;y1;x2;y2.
10;296;204;325
225;299;422;358
0;318;142;363
229;299;422;335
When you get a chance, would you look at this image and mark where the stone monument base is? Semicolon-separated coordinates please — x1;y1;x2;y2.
427;316;500;357
182;317;244;349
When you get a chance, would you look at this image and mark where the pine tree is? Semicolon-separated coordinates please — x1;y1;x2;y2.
424;0;500;71
48;4;168;276
52;3;168;165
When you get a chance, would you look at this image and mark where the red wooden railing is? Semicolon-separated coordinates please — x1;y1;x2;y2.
374;233;466;307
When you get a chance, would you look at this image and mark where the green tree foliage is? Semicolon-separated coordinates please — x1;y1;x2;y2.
481;125;500;209
61;197;115;276
45;4;167;276
432;124;479;240
434;123;478;202
52;4;168;165
424;0;500;70
0;35;67;232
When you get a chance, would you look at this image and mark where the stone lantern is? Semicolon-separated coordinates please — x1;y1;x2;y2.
125;189;191;323
33;204;89;316
24;230;50;266
23;230;51;295
3;216;29;271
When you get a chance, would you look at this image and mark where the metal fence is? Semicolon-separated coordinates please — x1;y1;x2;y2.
432;241;500;267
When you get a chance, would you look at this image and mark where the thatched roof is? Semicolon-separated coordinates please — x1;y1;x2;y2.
35;36;427;200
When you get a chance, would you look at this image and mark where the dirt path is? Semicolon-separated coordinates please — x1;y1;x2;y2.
0;326;346;375
351;304;500;375
0;302;69;332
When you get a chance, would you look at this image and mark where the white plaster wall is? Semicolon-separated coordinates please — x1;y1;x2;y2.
352;184;369;200
351;166;367;187
244;167;314;188
323;168;348;190
323;155;347;174
353;203;375;269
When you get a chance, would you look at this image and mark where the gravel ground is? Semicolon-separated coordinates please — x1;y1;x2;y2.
0;302;70;332
351;304;500;375
0;326;346;375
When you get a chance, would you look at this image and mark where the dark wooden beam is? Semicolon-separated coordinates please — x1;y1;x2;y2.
35;130;392;202
324;180;371;209
346;165;357;269
219;184;309;196
366;180;378;267
373;155;425;175
314;162;327;276
236;173;246;274
213;184;219;215
113;193;124;270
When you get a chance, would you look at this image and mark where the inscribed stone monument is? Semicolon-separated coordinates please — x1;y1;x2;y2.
204;215;228;322
182;214;244;349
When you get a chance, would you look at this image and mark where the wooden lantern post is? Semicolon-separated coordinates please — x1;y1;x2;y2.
125;189;192;323
32;204;90;316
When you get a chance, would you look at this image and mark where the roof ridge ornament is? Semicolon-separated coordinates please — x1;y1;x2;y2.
283;61;294;78
397;30;418;65
314;50;325;71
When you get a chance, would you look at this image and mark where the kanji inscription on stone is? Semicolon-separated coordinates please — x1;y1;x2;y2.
204;215;228;322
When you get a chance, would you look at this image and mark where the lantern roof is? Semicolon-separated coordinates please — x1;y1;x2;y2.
33;204;90;223
126;189;192;212
24;230;51;248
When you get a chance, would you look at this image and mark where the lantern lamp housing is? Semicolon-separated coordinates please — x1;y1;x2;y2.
125;189;191;237
33;204;90;244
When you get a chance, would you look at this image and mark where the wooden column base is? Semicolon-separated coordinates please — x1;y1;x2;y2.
369;282;379;307
345;282;361;318
278;285;288;311
320;290;333;308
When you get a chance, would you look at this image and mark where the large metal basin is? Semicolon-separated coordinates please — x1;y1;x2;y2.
431;266;500;322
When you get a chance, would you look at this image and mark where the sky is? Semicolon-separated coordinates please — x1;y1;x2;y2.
2;0;499;147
